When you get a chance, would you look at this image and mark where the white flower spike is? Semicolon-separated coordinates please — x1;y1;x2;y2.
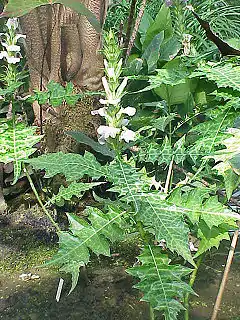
6;18;18;30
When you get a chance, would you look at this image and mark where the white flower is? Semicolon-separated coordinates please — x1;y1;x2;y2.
107;67;115;78
97;125;120;144
99;97;120;105
122;106;136;116
0;51;20;64
91;107;107;117
102;76;112;97
189;241;198;252
120;129;136;143
15;34;26;41
121;119;129;126
0;51;7;59
2;43;20;52
6;18;19;30
104;60;115;78
116;77;128;98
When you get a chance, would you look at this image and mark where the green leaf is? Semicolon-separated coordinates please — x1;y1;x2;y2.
27;151;107;181
188;108;236;163
1;0;101;33
107;160;148;209
159;37;181;61
0;120;42;184
138;136;185;165
67;131;115;158
134;192;195;266
51;181;104;206
46;207;125;293
206;127;240;197
152;113;176;132
168;188;238;229
47;81;65;107
127;246;195;320
64;82;80;106
173;136;186;164
142;32;164;73
194;221;230;258
198;63;240;92
142;4;172;51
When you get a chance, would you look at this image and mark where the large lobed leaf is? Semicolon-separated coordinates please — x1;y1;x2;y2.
27;151;107;181
197;63;240;92
50;181;105;206
0;120;42;184
46;207;125;293
187;107;236;163
127;246;195;320
207;128;240;198
132;192;195;266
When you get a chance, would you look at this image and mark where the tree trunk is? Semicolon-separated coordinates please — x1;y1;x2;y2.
20;1;108;152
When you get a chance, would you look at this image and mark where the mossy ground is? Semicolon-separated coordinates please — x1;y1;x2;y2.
0;206;240;320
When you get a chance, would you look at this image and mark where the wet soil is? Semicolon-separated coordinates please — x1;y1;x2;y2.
0;223;240;320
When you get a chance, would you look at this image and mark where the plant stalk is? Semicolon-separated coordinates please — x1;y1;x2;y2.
211;229;239;320
125;0;147;61
23;165;61;232
184;255;203;320
164;157;174;194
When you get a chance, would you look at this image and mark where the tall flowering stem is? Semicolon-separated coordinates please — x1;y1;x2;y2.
91;30;136;154
0;18;26;115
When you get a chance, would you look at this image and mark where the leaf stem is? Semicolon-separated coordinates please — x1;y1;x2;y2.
184;254;203;320
23;165;61;232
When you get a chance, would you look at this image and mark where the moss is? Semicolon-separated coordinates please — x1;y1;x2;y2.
0;226;58;275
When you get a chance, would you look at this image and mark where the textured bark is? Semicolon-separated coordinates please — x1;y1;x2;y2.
20;1;108;152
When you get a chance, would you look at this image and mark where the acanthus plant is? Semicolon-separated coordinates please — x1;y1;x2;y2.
20;29;240;320
0;18;41;185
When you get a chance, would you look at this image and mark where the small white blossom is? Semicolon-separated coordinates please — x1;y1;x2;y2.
121;118;129;126
107;67;115;78
104;60;115;78
0;51;7;59
0;51;20;64
97;126;120;144
116;77;128;98
91;107;107;117
15;34;26;41
120;129;136;143
102;76;112;97
2;43;20;52
6;56;20;64
189;241;198;252
122;106;136;116
6;18;18;30
99;97;121;105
